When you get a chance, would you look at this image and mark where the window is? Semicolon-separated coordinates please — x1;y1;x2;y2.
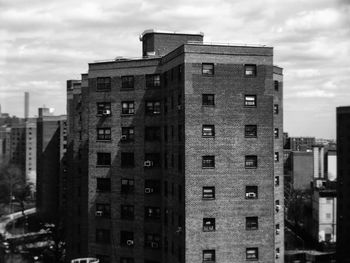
97;255;110;263
145;207;161;220
97;128;111;141
274;80;279;91
96;229;110;243
244;64;257;77
97;152;111;166
245;95;257;107
146;74;161;88
122;101;135;115
276;248;280;259
145;101;161;115
274;152;279;162
202;94;215;106
202;156;215;168
246;248;258;260
274;104;279;114
120;257;134;263
121;76;134;89
97;77;111;91
275;176;280;186
203;218;215;232
202;125;215;137
245;125;257;138
96;178;111;192
203;187;215;200
245;186;258;199
121;205;134;220
121;152;134;167
276;224;280;235
203;250;215;262
178;65;183;80
246;217;258;230
145;127;161;141
275;200;281;212
120;231;134;247
202;63;214;75
178;125;183;142
245;155;257;168
145;233;161;249
144;153;161;167
274;128;279;138
121;179;134;194
164;98;168;114
121;127;134;141
96;203;111;218
145;180;161;194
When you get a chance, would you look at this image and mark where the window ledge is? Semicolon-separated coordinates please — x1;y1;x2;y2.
202;167;215;169
202;198;215;200
202;136;215;138
96;165;111;168
96;140;112;142
245;167;257;169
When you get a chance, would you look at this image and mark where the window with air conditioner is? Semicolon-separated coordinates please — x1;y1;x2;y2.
202;63;214;75
95;203;110;218
274;104;279;114
203;218;215;232
203;250;215;262
245;186;258;199
144;153;161;168
145;180;160;194
202;125;215;137
121;127;134;142
145;233;161;249
120;231;134;247
244;64;257;77
203;187;215;200
245;155;257;168
246;247;258;260
244;95;257;107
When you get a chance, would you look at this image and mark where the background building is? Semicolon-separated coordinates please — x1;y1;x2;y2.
66;30;284;263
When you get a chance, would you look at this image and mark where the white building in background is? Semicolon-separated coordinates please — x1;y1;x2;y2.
326;150;337;181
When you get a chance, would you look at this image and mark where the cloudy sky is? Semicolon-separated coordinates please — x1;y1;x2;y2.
0;0;349;139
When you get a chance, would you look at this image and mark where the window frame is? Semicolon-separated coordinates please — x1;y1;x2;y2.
96;178;111;192
121;101;135;115
202;94;215;106
121;205;134;220
245;155;257;169
202;63;214;76
245;186;258;199
274;128;279;138
274;80;279;91
244;64;257;77
246;217;259;230
244;95;257;107
274;104;279;114
202;155;215;169
246;247;259;260
97;152;111;166
121;179;134;194
145;206;161;220
203;218;216;232
96;203;111;218
203;249;216;262
96;77;111;91
96;228;110;244
121;152;135;168
146;74;161;89
145;101;161;115
121;127;135;142
97;102;111;115
202;125;215;137
245;125;257;138
121;75;134;90
97;128;111;141
202;187;215;200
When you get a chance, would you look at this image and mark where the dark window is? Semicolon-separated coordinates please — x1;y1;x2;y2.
202;156;215;168
145;207;161;220
275;176;280;186
97;255;110;263
120;258;134;263
246;217;258;230
121;127;134;141
203;250;215;262
178;65;183;80
97;128;111;141
203;187;215;199
275;200;281;212
121;205;134;220
97;102;111;115
202;125;215;137
178;125;183;142
177;94;182;110
203;218;215;232
164;98;168;114
202;94;215;106
244;64;257;77
276;224;280;235
97;178;111;192
145;233;161;249
274;152;279;162
245;125;257;138
245;95;257;107
274;128;279;138
96;203;111;218
245;155;257;168
246;247;258;260
121;76;134;89
146;74;161;88
274;80;279;91
144;153;161;168
120;231;134;247
274;104;279;114
121;101;135;115
245;186;258;199
97;152;111;166
121;152;134;167
96;229;110;243
145;127;161;141
178;153;183;171
145;101;161;115
145;180;161;194
121;179;134;194
97;77;111;91
202;63;214;75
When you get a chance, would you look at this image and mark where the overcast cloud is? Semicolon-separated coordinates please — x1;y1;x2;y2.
0;0;349;138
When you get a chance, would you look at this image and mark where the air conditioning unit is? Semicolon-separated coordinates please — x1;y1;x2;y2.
246;192;256;198
102;109;111;115
145;187;154;194
275;205;281;212
126;240;134;246
276;229;280;235
151;242;159;248
121;135;127;141
144;160;153;167
95;211;103;217
276;253;280;259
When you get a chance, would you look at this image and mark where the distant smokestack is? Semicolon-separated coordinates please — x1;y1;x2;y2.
25;92;29;119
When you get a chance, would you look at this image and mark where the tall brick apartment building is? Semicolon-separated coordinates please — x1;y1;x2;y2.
66;30;284;263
